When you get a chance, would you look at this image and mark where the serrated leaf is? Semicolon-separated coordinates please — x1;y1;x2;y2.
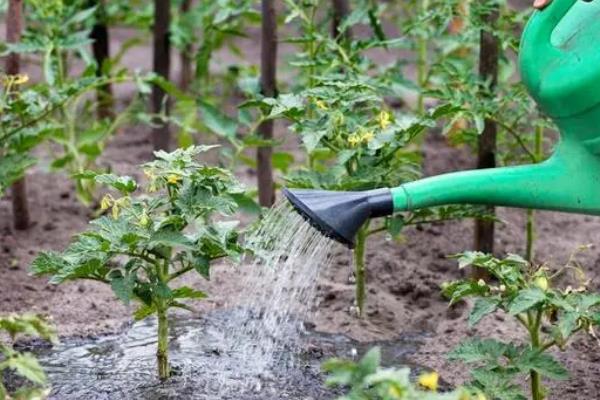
133;304;156;321
149;230;194;249
517;350;568;380
469;297;500;327
508;288;546;315
192;255;210;279
94;173;137;194
199;102;238;138
558;312;579;340
171;286;207;299
6;353;47;385
111;275;135;305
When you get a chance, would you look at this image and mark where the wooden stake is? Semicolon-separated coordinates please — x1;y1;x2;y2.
152;0;171;151
6;0;30;231
257;0;277;207
474;5;500;260
331;0;352;41
90;0;114;120
179;0;192;90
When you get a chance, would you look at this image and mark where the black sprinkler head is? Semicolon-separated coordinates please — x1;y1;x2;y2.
282;188;394;249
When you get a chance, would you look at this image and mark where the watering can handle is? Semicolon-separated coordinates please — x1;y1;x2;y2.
520;0;576;104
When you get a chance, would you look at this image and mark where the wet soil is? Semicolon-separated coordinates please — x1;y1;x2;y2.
3;309;425;400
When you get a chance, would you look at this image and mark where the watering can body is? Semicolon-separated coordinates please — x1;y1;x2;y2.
391;0;600;217
284;0;600;247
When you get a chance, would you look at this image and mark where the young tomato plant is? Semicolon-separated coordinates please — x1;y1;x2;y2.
443;250;600;400
5;0;150;205
262;4;488;314
323;346;483;400
32;146;250;380
0;313;57;400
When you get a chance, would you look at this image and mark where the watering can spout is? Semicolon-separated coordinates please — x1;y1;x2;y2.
282;188;393;248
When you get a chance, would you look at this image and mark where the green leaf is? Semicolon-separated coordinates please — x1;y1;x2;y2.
94;173;138;194
111;275;135;305
272;152;294;173
517;350;569;380
558;312;579;340
5;353;47;385
133;304;157;321
469;297;500;327
149;230;194;249
230;193;261;215
192;255;211;279
508;288;547;315
155;281;172;299
386;215;405;238
172;287;207;299
199;102;238;138
470;368;526;400
358;347;380;375
448;338;511;364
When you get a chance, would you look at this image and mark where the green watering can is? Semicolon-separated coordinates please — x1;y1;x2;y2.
283;0;600;248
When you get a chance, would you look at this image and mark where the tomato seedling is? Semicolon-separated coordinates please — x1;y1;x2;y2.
32;146;252;380
444;250;600;400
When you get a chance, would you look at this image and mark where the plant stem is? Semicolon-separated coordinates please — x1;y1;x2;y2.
354;222;369;317
156;306;170;380
526;124;544;262
529;310;543;400
526;209;535;262
416;0;429;114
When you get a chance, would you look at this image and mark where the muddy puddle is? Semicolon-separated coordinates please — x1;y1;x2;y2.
6;309;426;399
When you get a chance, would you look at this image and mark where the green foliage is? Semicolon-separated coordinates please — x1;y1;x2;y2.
323;347;481;400
443;250;600;400
1;0;154;205
171;0;259;91
0;314;57;400
255;0;495;316
31;146;251;379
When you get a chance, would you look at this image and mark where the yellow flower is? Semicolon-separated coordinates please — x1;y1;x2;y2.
13;74;29;85
360;130;375;143
418;371;439;391
348;133;361;146
477;279;486;287
1;74;29;86
100;194;113;211
378;110;391;129
167;174;182;185
315;100;328;110
112;204;120;219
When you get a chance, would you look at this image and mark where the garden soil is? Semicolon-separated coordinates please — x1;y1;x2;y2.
2;7;600;399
